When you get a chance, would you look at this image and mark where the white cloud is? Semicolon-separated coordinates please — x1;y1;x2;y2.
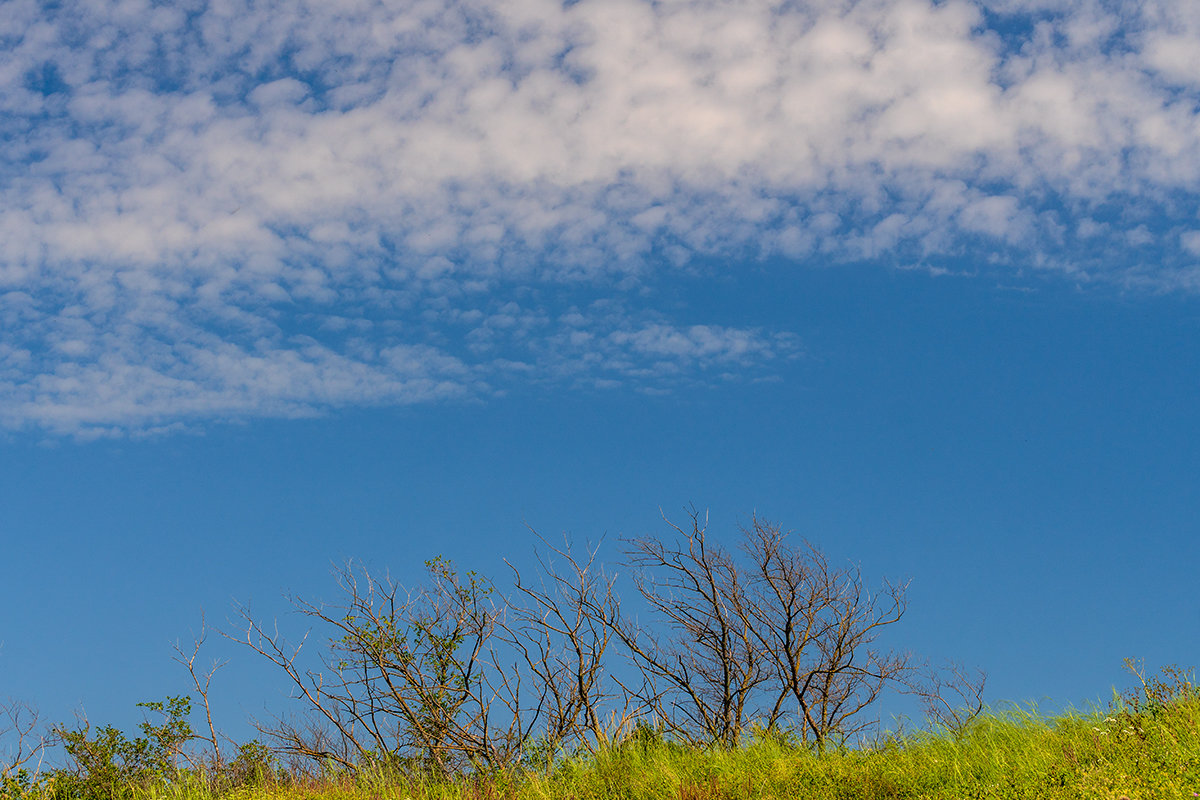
1181;231;1200;256
611;324;775;362
2;0;1200;435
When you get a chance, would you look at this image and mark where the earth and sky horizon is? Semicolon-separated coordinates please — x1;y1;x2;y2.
2;0;1199;749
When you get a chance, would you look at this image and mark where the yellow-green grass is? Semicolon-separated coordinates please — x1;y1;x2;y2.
21;696;1200;800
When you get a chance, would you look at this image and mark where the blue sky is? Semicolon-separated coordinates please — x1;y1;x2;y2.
1;0;1199;752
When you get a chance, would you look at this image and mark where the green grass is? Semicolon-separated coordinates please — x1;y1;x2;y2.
14;696;1200;800
519;700;1200;800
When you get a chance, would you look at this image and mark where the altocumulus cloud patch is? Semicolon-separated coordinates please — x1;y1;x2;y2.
1;0;1199;436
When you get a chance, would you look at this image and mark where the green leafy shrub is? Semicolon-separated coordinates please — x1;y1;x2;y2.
49;696;193;800
219;740;280;789
0;769;39;800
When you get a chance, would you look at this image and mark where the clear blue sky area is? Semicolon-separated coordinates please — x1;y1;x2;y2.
1;0;1199;752
3;265;1197;744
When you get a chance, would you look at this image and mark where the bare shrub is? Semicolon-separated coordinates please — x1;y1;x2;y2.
607;509;923;751
232;507;985;769
1;699;46;785
907;659;987;737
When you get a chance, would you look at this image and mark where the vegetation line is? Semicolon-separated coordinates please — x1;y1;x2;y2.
4;685;1199;800
3;511;1197;798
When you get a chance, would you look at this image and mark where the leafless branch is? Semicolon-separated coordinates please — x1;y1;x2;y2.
906;659;987;737
504;531;632;755
0;699;47;780
609;507;767;746
173;612;227;767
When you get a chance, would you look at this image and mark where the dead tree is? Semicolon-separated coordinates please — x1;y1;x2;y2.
739;516;914;750
605;509;919;751
606;509;770;747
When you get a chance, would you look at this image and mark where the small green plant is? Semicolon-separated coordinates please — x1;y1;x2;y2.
222;740;280;788
615;720;690;756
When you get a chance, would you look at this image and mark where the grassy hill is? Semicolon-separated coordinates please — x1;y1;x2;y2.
8;676;1198;800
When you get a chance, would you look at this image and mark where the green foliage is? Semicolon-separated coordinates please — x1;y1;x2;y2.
222;741;280;789
613;720;685;756
49;696;194;800
0;769;37;800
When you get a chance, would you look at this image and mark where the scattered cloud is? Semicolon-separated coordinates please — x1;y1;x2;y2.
3;0;1200;435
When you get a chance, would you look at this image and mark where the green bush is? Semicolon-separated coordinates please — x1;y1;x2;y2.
49;697;193;800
